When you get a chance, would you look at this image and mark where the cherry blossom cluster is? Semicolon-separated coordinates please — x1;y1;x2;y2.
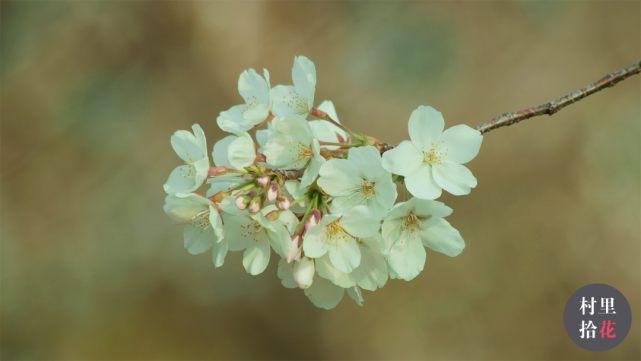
163;56;483;309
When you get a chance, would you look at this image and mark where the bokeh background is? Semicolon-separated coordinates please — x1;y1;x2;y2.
1;1;639;359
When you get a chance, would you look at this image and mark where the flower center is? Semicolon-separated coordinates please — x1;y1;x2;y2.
400;212;430;234
325;221;349;247
179;156;195;178
281;90;309;113
422;142;448;165
190;210;211;233
239;221;265;242
359;180;375;197
288;141;313;167
241;96;260;114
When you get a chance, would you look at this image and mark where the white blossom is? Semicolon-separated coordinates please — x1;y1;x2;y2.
382;106;482;199
164;124;210;196
382;197;464;281
163;193;227;267
271;56;316;117
217;69;272;135
318;146;396;216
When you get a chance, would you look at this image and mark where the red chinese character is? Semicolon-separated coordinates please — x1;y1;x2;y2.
599;320;616;338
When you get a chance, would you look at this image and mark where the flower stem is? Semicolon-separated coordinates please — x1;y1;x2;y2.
290;194;307;207
318;141;362;147
310;107;363;142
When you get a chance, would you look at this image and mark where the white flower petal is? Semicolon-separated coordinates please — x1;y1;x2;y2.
163;193;210;224
292;56;316;101
277;258;298;289
351;243;388;291
432;161;477;196
238;68;270;106
373;176;397;214
346;286;364;306
315;254;356;288
347;146;386;182
438;124;483;165
405;164;442;200
304;275;344;310
217;104;252;135
300;141;325;188
410;198;453;219
255;129;269;149
418;218;465;257
271;85;309;117
387;232;426;281
191;124;207;156
381;140;423;176
183;223;214;255
318;159;363;197
222;214;252;251
212;135;236;168
209;205;224;242
227;133;255;169
340;205;381;238
266;221;291;258
302;222;330;258
212;239;228;267
408;106;444;149
328;233;360;273
242;233;271;275
171;129;205;163
164;165;200;196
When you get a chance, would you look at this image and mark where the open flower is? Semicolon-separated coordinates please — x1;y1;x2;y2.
271;56;316;117
263;115;325;187
164;124;210;196
318;146;396;216
382;106;483;199
217;69;272;135
315;234;388;291
163;193;227;267
382;197;465;281
302;205;380;273
222;206;291;275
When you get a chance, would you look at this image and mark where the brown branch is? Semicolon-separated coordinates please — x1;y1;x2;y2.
474;60;641;134
269;60;641;180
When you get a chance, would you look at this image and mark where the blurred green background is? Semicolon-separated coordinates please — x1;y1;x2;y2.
1;1;639;359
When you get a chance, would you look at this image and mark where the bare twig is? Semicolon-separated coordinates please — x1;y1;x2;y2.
474;60;641;134
269;60;641;180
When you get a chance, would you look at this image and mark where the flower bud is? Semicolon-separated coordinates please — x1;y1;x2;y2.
248;195;263;214
255;152;266;163
265;209;282;222
267;181;279;201
235;195;251;210
293;257;315;289
256;174;270;188
305;209;321;231
287;234;303;263
276;195;291;210
210;190;231;203
208;166;230;176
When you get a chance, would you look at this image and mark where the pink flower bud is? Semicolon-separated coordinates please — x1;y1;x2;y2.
267;181;279;202
248;196;262;214
276;195;291;210
208;166;230;176
287;234;302;263
256;174;270;188
235;195;250;210
305;209;321;231
265;209;282;222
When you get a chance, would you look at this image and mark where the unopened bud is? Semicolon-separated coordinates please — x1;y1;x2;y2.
293;257;315;289
256;174;270;188
210;190;231;203
235;195;251;210
248;196;263;214
208;166;230;176
305;209;322;231
276;195;291;210
287;234;303;263
267;181;279;201
320;147;330;157
265;209;282;222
